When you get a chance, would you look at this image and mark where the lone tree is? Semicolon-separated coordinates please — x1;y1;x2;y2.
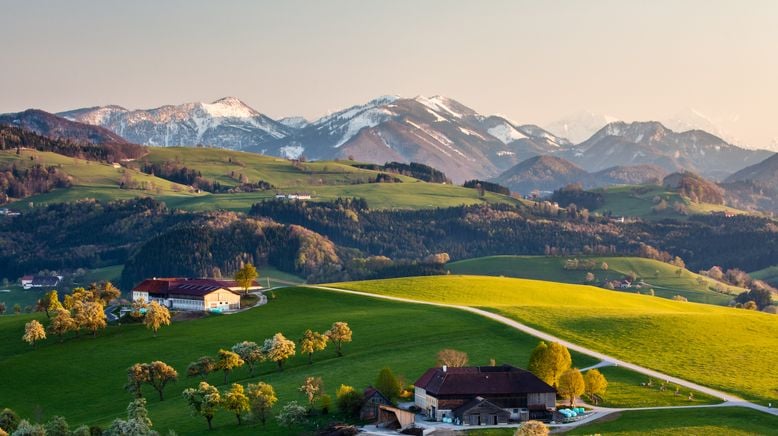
584;369;608;405
126;363;151;398
216;349;245;384
234;264;258;295
299;330;328;364
527;341;571;388
558;368;585;406
299;376;324;410
187;356;216;380
22;320;46;347
375;367;402;401
224;383;250;425
147;361;178;401
183;381;222;430
262;333;296;371
514;419;549;436
325;321;352;357
48;307;77;342
436;349;469;367
144;301;171;336
247;382;277;425
231;341;264;375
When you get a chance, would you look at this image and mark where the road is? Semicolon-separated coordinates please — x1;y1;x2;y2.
308;285;778;418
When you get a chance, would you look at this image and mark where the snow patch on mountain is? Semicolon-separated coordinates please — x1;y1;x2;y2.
332;107;394;148
278;116;309;129
279;144;305;159
415;96;463;119
488;122;527;144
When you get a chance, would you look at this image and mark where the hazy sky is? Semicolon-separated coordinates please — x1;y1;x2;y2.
1;0;776;147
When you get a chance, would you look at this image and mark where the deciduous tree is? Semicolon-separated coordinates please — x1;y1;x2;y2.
375;367;401;401
335;385;363;418
246;382;277;425
299;376;323;409
325;321;352;357
183;382;222;430
299;330;328;364
231;341;264;375
558;368;585;406
436;349;468;367
224;383;250;425
48;307;77;342
262;333;296;371
104;398;156;436
147;361;178;401
276;401;307;429
75;301;106;337
234;264;258;295
22;320;46;347
126;363;150;399
216;349;244;383
187;356;216;380
584;369;608;405
143;301;171;336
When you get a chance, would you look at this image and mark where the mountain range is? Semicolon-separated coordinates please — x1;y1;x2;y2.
0;95;774;185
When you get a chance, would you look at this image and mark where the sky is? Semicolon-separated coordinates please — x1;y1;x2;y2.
1;0;776;148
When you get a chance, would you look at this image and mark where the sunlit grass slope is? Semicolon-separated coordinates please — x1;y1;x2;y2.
332;275;778;404
447;255;741;305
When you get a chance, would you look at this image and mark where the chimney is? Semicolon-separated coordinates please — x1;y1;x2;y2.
442;365;447;373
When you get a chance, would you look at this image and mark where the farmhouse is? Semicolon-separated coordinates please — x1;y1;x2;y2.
131;278;260;312
360;387;392;421
20;275;62;289
414;364;556;425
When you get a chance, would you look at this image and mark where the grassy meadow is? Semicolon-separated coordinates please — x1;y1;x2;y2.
332;275;778;404
1;287;604;434
5;147;520;211
567;407;778;436
447;255;741;305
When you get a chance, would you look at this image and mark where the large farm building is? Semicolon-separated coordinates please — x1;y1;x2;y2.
131;278;260;312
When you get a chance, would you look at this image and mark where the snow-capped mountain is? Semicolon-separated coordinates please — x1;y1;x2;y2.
59;97;293;150
545;111;620;144
558;121;772;179
259;96;568;182
278;116;309;130
0;109;129;145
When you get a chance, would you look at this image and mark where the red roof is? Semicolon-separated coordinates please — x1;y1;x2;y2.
414;365;556;396
132;278;245;297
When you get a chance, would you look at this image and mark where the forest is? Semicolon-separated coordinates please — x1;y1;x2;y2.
3;197;778;292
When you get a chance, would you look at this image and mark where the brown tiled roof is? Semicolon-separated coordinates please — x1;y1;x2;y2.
132;278;244;297
414;365;556;396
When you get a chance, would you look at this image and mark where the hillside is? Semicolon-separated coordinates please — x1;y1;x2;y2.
591;184;749;219
0;286;599;434
492;155;666;194
4;146;519;211
333;275;778;404
0;149;202;205
447;255;742;305
0;109;130;145
491;155;588;193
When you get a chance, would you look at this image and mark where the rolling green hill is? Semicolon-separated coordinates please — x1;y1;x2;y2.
332;275;778;404
592;185;748;219
1;149;204;207
447;256;742;305
4;147;520;211
0;287;601;434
